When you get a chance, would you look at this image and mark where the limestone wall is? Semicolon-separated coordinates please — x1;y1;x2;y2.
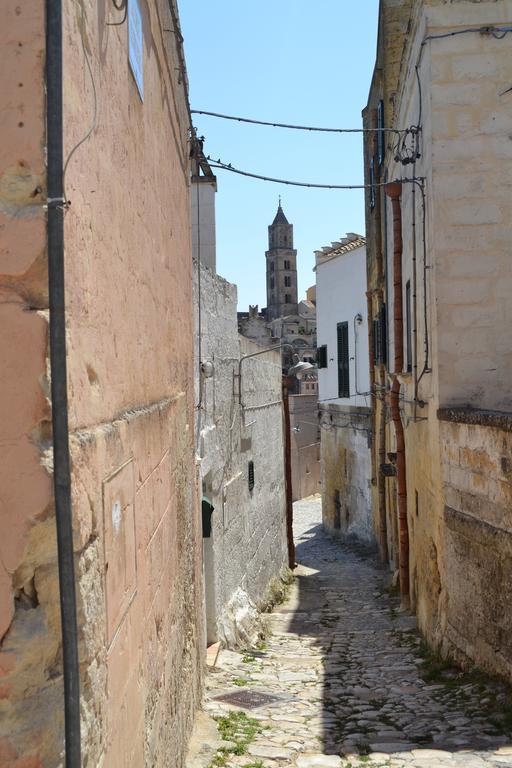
320;404;374;545
0;0;203;765
195;262;288;648
289;394;321;501
364;0;512;675
439;408;512;682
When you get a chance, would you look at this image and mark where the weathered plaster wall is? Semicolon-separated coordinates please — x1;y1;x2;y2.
63;2;203;764
1;0;203;765
195;262;288;648
0;1;60;764
289;394;320;501
319;404;374;545
439;408;512;683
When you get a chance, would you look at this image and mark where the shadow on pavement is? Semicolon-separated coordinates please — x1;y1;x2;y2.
286;515;512;764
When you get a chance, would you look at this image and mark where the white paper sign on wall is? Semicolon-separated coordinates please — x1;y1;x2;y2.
128;0;144;101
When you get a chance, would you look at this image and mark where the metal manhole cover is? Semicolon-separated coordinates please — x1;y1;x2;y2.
212;689;281;709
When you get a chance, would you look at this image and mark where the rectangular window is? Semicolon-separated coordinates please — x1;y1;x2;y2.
248;460;254;491
284;260;290;270
406;280;412;372
270;277;275;289
317;345;327;369
373;318;379;364
375;304;388;366
337;322;350;398
284;275;291;287
369;157;376;211
270;261;274;272
285;293;291;303
377;99;385;166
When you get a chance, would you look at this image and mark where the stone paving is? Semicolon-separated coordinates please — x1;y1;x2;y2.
191;497;512;768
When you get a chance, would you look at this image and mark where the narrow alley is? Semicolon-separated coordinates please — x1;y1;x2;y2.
190;497;512;768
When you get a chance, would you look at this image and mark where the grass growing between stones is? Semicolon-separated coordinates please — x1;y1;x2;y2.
208;711;262;767
232;677;249;686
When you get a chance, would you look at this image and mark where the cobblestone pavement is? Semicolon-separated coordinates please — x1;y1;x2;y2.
196;497;512;768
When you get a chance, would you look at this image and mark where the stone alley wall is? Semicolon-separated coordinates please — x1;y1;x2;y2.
195;261;288;648
439;408;512;683
0;1;203;766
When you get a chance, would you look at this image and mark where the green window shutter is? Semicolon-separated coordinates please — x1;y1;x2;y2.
337;322;350;398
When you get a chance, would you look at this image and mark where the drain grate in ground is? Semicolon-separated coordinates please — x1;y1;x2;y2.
212;689;282;709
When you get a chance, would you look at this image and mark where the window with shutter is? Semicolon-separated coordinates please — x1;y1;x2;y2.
377;99;385;166
248;461;254;491
379;303;388;366
337;322;350;398
317;344;327;369
373;318;379;364
406;280;412;372
369;157;376;211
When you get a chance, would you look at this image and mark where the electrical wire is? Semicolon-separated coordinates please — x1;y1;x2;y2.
63;0;98;205
422;25;512;45
207;158;424;190
192;109;407;134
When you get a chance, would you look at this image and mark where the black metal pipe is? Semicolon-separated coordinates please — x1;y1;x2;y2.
46;0;81;764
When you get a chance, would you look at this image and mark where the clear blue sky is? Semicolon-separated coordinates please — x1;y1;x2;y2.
180;1;379;311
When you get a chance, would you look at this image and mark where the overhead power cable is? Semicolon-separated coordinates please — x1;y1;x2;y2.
206;158;423;190
192;109;406;134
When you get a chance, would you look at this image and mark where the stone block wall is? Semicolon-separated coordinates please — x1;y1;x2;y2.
320;404;374;545
195;262;288;648
289;394;321;501
439;408;512;683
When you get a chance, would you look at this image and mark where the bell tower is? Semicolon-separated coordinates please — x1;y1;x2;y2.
265;200;298;321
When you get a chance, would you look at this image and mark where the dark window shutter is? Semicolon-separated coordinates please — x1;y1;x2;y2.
337;322;350;398
248;461;254;491
373;318;379;364
380;304;387;366
369;157;376;210
317;345;327;369
406;281;412;372
377;100;385;166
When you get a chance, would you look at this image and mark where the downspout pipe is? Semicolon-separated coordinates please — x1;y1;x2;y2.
46;1;82;765
385;182;410;608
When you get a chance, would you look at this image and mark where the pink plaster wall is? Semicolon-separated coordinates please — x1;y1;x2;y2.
0;0;203;764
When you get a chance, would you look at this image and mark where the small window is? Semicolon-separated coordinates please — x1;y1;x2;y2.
337;321;350;398
284;260;290;270
369;156;376;210
406;280;412;372
270;261;275;272
270;277;275;289
248;461;254;491
377;99;385;166
285;293;291;303
284;275;291;287
374;304;388;366
317;345;327;369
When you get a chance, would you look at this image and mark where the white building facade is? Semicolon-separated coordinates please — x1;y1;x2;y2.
315;235;375;544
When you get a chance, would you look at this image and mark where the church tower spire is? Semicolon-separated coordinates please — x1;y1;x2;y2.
265;201;298;321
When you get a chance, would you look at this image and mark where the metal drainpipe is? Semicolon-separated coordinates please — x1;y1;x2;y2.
385;182;410;608
282;377;296;569
46;0;81;764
